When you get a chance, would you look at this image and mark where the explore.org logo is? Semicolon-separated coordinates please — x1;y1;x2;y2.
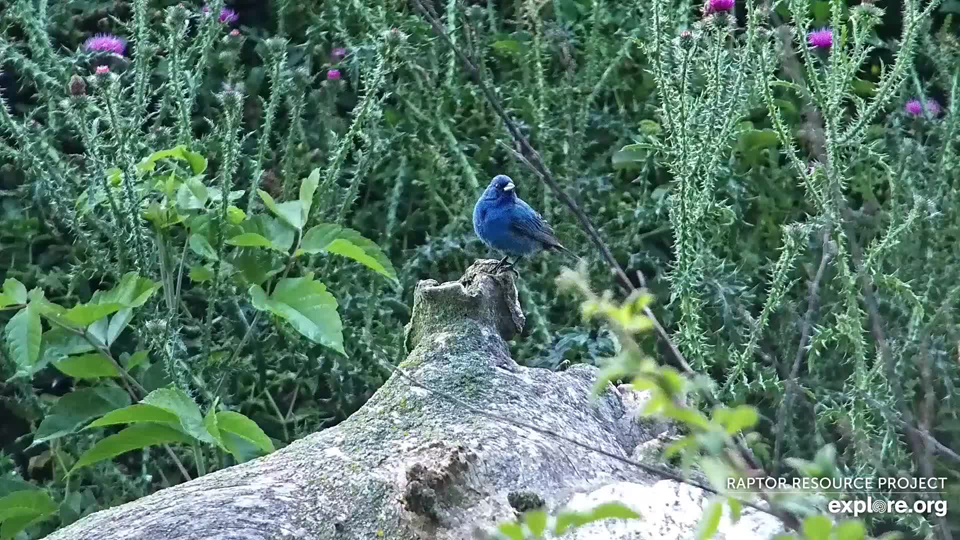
828;496;948;518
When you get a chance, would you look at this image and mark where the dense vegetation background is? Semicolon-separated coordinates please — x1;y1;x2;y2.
0;0;958;538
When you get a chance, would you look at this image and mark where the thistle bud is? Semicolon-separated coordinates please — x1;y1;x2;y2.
68;74;87;96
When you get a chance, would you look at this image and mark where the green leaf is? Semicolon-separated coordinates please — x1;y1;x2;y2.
203;404;226;452
227;233;280;251
249;273;344;354
185;176;209;206
802;515;833;540
32;387;131;445
612;144;648;170
1;278;27;307
0;489;57;539
0;489;56;521
492;40;526;55
69;423;194;474
739;129;780;152
189;265;215;282
301;225;399;286
727;497;742;523
524;510;547;536
61;303;124;327
5;303;42;373
54;353;120;379
106;308;134;346
95;272;160;308
554;502;641;534
721;405;758;434
182;149;208;175
258;189;304;230
215;411;275;457
299;168;320;222
697;497;723;540
189;234;219;261
86;404;181;429
137;145;206;175
832;520;866;540
496;522;524;540
141;388;216;443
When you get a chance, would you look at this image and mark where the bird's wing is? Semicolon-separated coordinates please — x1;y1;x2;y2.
510;200;564;249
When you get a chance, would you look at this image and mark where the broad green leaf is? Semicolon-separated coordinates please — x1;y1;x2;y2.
189;265;215;282
739;129;780;152
189;234;219;261
696;497;723;540
258;189;304;230
554;502;641;534
301;225;399;286
496;522;524;540
721;405;759;434
586;502;641;520
227;205;246;224
227;233;278;250
124;350;149;370
137;145;206;175
177;182;207;210
612;144;647;170
299;168;320;222
54;353;120;379
1;278;27;307
492;40;525;54
203;402;227;452
230;250;283;287
95;272;160;308
69;423;194;474
0;489;56;539
215;411;274;455
0;489;56;521
141;388;216;444
185;176;209;206
32;386;131;445
249;273;344;354
299;224;341;253
5;303;42;373
524;510;547;536
182;149;208;175
86;404;181;429
60;303;123;327
802;515;833;540
106;308;134;346
832;520;866;540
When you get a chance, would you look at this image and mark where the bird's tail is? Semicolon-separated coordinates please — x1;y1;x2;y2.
554;243;583;263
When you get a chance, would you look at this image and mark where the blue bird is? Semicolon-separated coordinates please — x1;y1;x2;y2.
473;174;574;273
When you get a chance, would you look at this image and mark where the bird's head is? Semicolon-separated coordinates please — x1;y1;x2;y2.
483;174;517;201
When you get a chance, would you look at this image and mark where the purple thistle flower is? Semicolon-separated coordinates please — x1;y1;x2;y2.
203;5;238;24
84;34;126;56
95;65;110;75
904;99;923;116
905;98;942;117
807;28;833;49
332;47;347;59
219;8;238;23
706;0;734;13
327;69;341;81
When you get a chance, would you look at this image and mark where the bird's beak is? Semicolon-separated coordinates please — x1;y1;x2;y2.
504;182;515;192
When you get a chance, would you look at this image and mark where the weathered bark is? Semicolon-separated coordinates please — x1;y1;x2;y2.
46;260;782;540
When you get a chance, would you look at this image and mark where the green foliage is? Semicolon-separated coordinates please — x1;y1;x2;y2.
492;502;641;539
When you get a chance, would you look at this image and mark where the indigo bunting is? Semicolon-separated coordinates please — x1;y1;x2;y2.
473;174;574;272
